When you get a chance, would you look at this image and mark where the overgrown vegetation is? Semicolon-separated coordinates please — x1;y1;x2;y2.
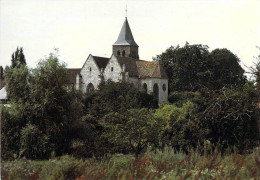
2;146;260;179
1;45;260;179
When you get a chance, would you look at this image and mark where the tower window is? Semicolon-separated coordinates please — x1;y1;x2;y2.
111;67;113;72
89;67;92;71
117;51;120;56
122;50;125;56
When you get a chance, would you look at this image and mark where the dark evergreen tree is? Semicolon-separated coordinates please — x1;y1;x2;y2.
11;47;26;68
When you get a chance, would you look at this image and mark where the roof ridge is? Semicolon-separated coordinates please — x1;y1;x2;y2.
92;55;109;59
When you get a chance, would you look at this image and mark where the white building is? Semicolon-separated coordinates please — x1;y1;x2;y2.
69;18;168;103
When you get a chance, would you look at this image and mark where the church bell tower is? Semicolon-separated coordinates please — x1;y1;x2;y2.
113;17;139;59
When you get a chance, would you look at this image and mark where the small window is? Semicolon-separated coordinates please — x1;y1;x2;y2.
162;84;166;91
89;67;92;71
111;67;113;72
122;50;125;56
117;51;120;56
143;83;148;92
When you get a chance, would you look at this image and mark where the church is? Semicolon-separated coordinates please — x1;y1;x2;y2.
68;17;168;103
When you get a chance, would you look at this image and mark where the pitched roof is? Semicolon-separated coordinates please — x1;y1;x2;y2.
113;18;138;46
67;68;81;84
136;61;168;79
116;56;168;79
92;56;109;70
117;57;139;77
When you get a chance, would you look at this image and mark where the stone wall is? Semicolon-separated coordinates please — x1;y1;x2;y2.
103;55;123;82
140;78;168;103
80;55;102;92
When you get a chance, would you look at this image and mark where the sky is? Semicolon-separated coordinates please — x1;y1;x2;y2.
0;0;260;73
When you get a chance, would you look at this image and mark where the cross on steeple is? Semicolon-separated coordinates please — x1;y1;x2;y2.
125;5;127;18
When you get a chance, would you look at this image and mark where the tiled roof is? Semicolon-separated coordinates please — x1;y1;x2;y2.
92;56;109;70
67;68;81;84
136;61;168;79
117;57;168;79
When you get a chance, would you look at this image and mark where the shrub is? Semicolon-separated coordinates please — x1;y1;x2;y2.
20;124;50;159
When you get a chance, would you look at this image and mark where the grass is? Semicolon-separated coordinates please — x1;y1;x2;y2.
1;146;260;180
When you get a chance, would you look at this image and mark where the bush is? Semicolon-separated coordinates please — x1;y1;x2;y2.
154;102;200;151
20;124;50;159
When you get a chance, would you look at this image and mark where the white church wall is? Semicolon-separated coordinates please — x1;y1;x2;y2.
104;55;122;82
140;78;168;103
80;55;101;92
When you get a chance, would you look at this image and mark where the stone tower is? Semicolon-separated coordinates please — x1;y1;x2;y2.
113;18;139;59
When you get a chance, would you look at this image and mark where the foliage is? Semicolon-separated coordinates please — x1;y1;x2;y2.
195;85;259;150
154;43;209;92
154;43;246;92
2;52;82;159
250;46;260;101
154;102;200;151
2;147;260;180
10;47;26;68
20;124;50;159
168;91;199;106
102;108;162;156
1;106;21;160
4;64;30;102
84;80;158;117
69;114;103;158
205;48;246;89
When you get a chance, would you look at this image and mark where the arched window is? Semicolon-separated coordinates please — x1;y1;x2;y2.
117;50;120;56
153;83;159;100
162;84;166;92
89;67;92;71
122;50;125;56
143;83;148;92
111;67;113;72
87;83;94;93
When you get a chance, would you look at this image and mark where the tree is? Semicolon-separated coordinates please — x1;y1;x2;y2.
84;80;158;118
2;51;81;159
154;102;199;151
11;47;26;68
195;85;259;150
205;48;246;90
102;108;162;157
249;46;260;101
154;42;209;92
154;43;246;93
28;53;73;156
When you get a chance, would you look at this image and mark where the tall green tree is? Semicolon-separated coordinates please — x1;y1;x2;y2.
154;42;209;92
154;43;246;93
2;51;82;159
205;48;246;89
11;47;26;68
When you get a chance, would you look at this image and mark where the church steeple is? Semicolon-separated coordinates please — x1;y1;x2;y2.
113;18;139;59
